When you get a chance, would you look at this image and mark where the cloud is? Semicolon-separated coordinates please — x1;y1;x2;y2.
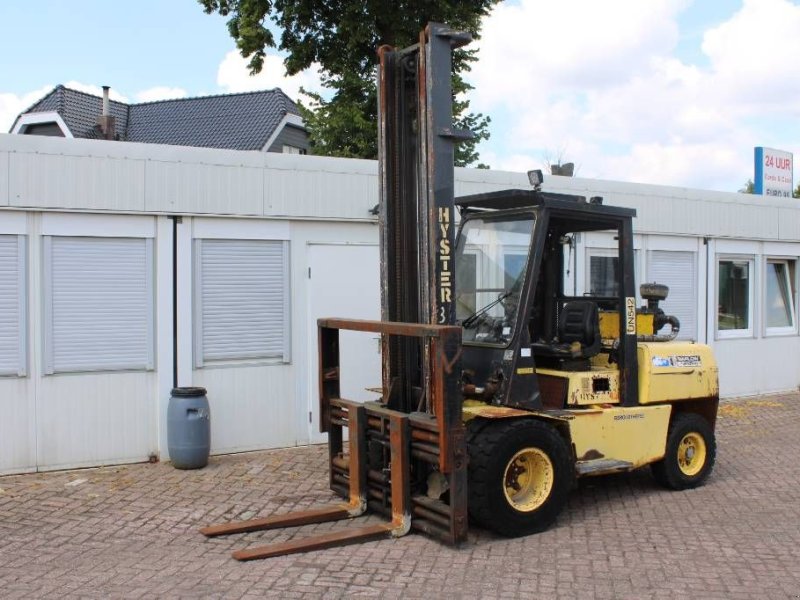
135;87;188;103
471;0;800;191
0;86;52;132
216;50;325;103
702;0;800;111
63;81;129;103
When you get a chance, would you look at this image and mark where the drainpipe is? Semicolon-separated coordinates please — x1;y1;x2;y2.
169;215;182;389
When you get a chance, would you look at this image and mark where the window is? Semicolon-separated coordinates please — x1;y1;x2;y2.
44;236;154;373
648;250;697;341
503;252;527;291
765;259;796;334
0;235;26;377
589;254;619;296
455;252;477;315
717;258;753;337
194;239;290;366
454;215;535;345
282;145;306;155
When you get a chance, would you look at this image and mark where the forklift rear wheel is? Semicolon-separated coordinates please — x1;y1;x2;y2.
651;412;716;490
467;419;572;537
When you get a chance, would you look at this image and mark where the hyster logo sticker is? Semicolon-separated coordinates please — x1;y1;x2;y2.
625;297;636;334
652;355;702;368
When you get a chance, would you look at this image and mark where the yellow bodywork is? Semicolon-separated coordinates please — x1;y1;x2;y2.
536;367;620;406
637;342;718;403
461;340;718;477
566;404;671;470
599;311;654;339
462;401;673;473
538;341;718;406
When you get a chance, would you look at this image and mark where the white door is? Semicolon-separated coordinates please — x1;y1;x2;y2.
307;244;382;443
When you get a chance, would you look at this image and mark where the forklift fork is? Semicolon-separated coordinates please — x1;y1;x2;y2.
200;319;466;561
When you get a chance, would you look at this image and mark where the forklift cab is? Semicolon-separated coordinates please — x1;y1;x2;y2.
454;189;640;410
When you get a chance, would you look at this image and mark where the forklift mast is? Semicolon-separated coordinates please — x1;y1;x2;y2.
377;24;472;413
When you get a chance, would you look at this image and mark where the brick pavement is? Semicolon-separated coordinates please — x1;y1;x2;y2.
1;394;799;599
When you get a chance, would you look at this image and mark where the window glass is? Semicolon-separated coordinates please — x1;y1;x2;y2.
766;260;795;330
590;255;618;296
455;252;477;315
503;253;527;290
718;260;751;332
455;214;535;345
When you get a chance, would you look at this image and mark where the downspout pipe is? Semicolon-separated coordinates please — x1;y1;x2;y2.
169;215;182;389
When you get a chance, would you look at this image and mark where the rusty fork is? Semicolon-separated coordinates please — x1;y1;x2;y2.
199;401;412;561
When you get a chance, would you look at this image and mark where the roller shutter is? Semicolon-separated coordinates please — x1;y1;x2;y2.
44;236;154;374
647;250;697;340
0;235;26;376
194;239;290;366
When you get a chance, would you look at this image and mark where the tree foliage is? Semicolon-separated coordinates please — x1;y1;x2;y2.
741;178;800;198
199;0;498;166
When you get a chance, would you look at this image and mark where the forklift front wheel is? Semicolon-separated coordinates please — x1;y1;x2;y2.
467;419;572;537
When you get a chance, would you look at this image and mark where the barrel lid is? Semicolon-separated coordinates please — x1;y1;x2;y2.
171;386;207;397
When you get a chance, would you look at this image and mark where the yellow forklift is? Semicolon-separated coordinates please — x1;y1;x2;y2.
202;22;719;559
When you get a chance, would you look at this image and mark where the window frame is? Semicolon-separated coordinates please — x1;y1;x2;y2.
585;247;642;301
715;255;755;340
193;238;291;368
763;257;798;337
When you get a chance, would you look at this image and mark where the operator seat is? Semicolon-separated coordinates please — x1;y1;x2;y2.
531;300;601;367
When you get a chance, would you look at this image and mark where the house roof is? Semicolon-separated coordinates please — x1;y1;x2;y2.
11;85;303;151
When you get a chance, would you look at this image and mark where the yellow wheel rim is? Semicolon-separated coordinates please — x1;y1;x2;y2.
503;447;554;512
677;432;707;476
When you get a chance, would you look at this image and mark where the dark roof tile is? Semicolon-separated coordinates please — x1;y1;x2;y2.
12;85;303;151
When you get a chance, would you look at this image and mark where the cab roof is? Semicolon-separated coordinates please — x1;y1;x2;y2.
455;188;637;219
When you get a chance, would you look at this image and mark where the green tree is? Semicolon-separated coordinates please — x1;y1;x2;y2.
741;179;800;198
199;0;498;166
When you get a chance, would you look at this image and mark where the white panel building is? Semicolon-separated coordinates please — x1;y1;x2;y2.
1;133;798;475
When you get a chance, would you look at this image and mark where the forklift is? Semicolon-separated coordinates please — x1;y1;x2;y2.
201;22;719;559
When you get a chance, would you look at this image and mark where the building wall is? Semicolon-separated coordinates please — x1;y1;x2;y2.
1;133;798;474
267;124;309;154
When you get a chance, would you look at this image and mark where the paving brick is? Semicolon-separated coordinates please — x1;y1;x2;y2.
1;393;799;598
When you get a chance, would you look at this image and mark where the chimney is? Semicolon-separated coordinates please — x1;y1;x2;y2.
97;85;116;140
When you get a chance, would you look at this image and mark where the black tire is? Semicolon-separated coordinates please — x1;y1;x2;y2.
467;419;573;537
651;412;716;490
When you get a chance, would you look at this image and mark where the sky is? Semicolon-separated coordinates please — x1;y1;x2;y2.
0;0;797;194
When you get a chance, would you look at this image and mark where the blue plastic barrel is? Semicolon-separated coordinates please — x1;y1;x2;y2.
168;387;210;469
